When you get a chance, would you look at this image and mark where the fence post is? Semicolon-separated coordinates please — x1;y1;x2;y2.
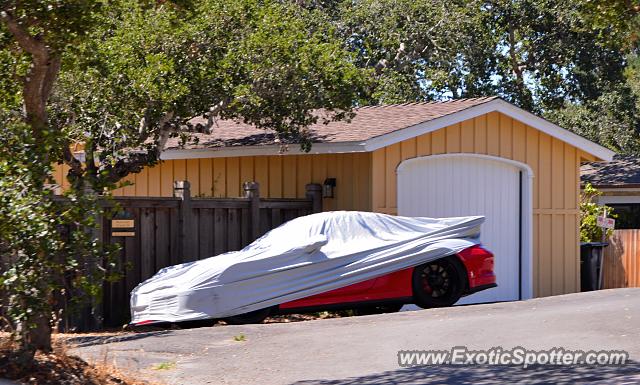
306;183;323;213
244;182;261;241
174;181;195;261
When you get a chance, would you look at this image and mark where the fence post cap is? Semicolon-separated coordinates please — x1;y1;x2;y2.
174;180;191;189
305;183;322;192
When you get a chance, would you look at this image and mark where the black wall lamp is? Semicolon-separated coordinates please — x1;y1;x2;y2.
323;178;337;198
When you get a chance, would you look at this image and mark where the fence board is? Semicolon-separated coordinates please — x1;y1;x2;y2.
283;209;298;223
123;208;141;319
198;208;214;260
228;208;241;251
169;207;180;266
272;208;283;229
191;199;251;209
105;236;126;327
213;208;228;256
155;208;171;270
259;208;271;236
603;229;640;289
241;208;251;246
140;208;155;281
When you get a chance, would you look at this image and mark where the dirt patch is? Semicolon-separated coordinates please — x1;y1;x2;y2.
264;310;356;323
0;337;157;385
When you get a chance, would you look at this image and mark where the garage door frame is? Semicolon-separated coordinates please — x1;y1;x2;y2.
396;153;534;300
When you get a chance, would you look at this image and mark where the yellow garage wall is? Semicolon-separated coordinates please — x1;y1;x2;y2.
52;163;70;193
104;152;372;212
371;112;583;298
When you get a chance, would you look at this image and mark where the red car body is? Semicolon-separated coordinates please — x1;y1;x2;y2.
278;245;496;312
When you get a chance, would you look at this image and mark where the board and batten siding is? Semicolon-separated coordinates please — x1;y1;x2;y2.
371;111;591;298
84;152;374;212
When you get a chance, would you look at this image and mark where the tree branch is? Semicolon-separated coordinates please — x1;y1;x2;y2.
102;99;231;187
507;25;525;85
62;146;85;190
2;9;61;166
84;139;98;187
41;55;61;104
0;10;46;61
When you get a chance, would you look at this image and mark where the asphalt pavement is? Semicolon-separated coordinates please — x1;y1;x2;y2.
71;288;640;385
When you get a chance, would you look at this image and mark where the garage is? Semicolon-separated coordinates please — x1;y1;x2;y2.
398;154;533;304
101;97;615;299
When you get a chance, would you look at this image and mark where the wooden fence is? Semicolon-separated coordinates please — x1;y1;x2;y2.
75;181;322;328
603;229;640;289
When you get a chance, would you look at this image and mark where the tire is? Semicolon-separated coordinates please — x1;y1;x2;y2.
354;304;404;316
223;307;273;325
412;256;467;308
175;319;217;329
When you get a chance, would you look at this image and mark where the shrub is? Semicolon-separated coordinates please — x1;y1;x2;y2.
580;183;615;242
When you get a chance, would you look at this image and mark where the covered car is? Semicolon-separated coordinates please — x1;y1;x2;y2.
130;211;488;325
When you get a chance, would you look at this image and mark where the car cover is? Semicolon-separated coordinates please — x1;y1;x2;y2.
130;211;485;324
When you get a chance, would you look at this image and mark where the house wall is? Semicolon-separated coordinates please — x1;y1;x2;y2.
370;111;588;298
72;152;374;212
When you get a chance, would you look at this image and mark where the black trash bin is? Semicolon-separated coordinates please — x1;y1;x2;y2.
580;242;608;291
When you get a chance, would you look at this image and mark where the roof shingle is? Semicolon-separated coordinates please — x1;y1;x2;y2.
581;155;640;187
167;97;499;150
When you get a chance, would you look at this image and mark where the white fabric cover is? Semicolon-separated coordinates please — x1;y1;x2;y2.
130;211;484;323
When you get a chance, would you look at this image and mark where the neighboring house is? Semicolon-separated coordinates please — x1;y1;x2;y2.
55;97;614;304
581;156;640;229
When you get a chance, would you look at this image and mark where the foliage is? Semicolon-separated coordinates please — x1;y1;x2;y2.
232;334;247;342
152;361;177;370
0;115;120;356
52;0;369;190
545;89;640;154
338;0;494;102
579;183;615;242
313;0;640;154
333;0;630;105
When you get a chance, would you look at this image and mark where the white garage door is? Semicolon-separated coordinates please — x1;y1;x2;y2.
398;155;522;304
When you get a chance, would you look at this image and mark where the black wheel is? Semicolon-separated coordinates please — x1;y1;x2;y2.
223;307;273;325
354;304;404;316
412;256;467;308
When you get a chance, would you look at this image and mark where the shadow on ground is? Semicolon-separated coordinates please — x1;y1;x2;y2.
293;362;640;385
65;330;172;348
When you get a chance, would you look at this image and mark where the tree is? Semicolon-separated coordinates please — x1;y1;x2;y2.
540;1;640;154
0;0;367;358
0;117;111;360
545;88;640;154
53;0;368;191
336;0;496;103
322;0;640;153
0;0;108;358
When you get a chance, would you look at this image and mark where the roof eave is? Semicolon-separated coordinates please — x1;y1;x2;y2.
581;183;640;190
363;99;615;161
160;141;368;160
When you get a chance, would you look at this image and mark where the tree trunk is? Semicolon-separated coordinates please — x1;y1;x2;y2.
28;312;52;352
16;289;53;355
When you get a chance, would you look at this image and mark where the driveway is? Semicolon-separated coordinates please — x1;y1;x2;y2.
71;288;640;384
